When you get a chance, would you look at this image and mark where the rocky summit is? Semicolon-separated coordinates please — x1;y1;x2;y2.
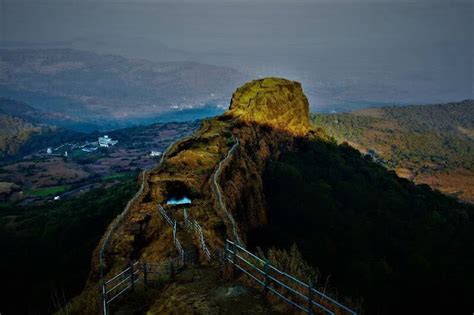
67;77;315;314
227;77;310;136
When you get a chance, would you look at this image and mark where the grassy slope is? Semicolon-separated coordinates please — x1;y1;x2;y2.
312;100;474;202
0;97;83;159
0;175;136;314
0;113;44;157
0;115;79;161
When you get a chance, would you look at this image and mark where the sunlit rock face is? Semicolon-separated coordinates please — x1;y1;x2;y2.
227;77;310;136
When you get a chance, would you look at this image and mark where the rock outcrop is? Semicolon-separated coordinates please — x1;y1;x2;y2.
228;77;310;136
70;77;316;313
86;77;315;276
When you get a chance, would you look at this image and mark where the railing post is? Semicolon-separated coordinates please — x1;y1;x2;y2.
224;241;229;261
143;262;148;286
232;242;237;264
263;260;269;294
130;263;135;291
102;283;108;315
308;280;314;315
232;241;237;277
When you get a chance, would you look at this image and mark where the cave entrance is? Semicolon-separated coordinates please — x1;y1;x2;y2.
163;180;193;206
166;196;191;205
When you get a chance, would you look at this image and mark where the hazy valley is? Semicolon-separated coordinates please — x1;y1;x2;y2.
0;48;248;131
1;3;472;312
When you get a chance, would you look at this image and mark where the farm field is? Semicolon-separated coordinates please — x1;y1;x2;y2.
0;121;198;204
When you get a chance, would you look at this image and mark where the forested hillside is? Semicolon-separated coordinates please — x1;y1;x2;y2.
251;137;474;314
0;98;79;159
312;100;474;202
0;175;136;314
0;114;42;156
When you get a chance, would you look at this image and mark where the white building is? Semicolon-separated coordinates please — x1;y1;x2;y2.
98;135;118;148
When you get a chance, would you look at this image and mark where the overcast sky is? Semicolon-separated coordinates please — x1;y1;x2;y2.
1;0;472;109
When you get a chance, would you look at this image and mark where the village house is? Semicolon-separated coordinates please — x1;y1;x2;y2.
98;135;118;148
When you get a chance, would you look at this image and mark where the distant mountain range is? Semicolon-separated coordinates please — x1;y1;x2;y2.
0;48;249;130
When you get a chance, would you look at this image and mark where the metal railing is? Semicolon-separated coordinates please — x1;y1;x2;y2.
212;137;242;244
183;208;211;260
102;254;195;315
99;136;187;278
224;239;356;315
99;171;147;277
158;204;185;262
99;132;356;315
173;221;185;263
158;204;174;226
102;261;141;315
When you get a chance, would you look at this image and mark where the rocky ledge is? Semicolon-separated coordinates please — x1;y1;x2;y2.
227;77;310;136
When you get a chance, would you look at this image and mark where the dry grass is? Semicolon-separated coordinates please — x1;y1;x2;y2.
415;169;474;203
2;158;89;187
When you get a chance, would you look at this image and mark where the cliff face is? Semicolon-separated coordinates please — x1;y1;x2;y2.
228;77;310;136
220;78;311;239
216;122;297;242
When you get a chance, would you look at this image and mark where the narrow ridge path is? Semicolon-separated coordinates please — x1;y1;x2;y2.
99;171;146;278
212;137;242;245
99;138;183;277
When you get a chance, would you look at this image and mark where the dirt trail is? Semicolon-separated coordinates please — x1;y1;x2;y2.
212;137;242;244
99;171;147;277
99;138;183;277
146;265;281;314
